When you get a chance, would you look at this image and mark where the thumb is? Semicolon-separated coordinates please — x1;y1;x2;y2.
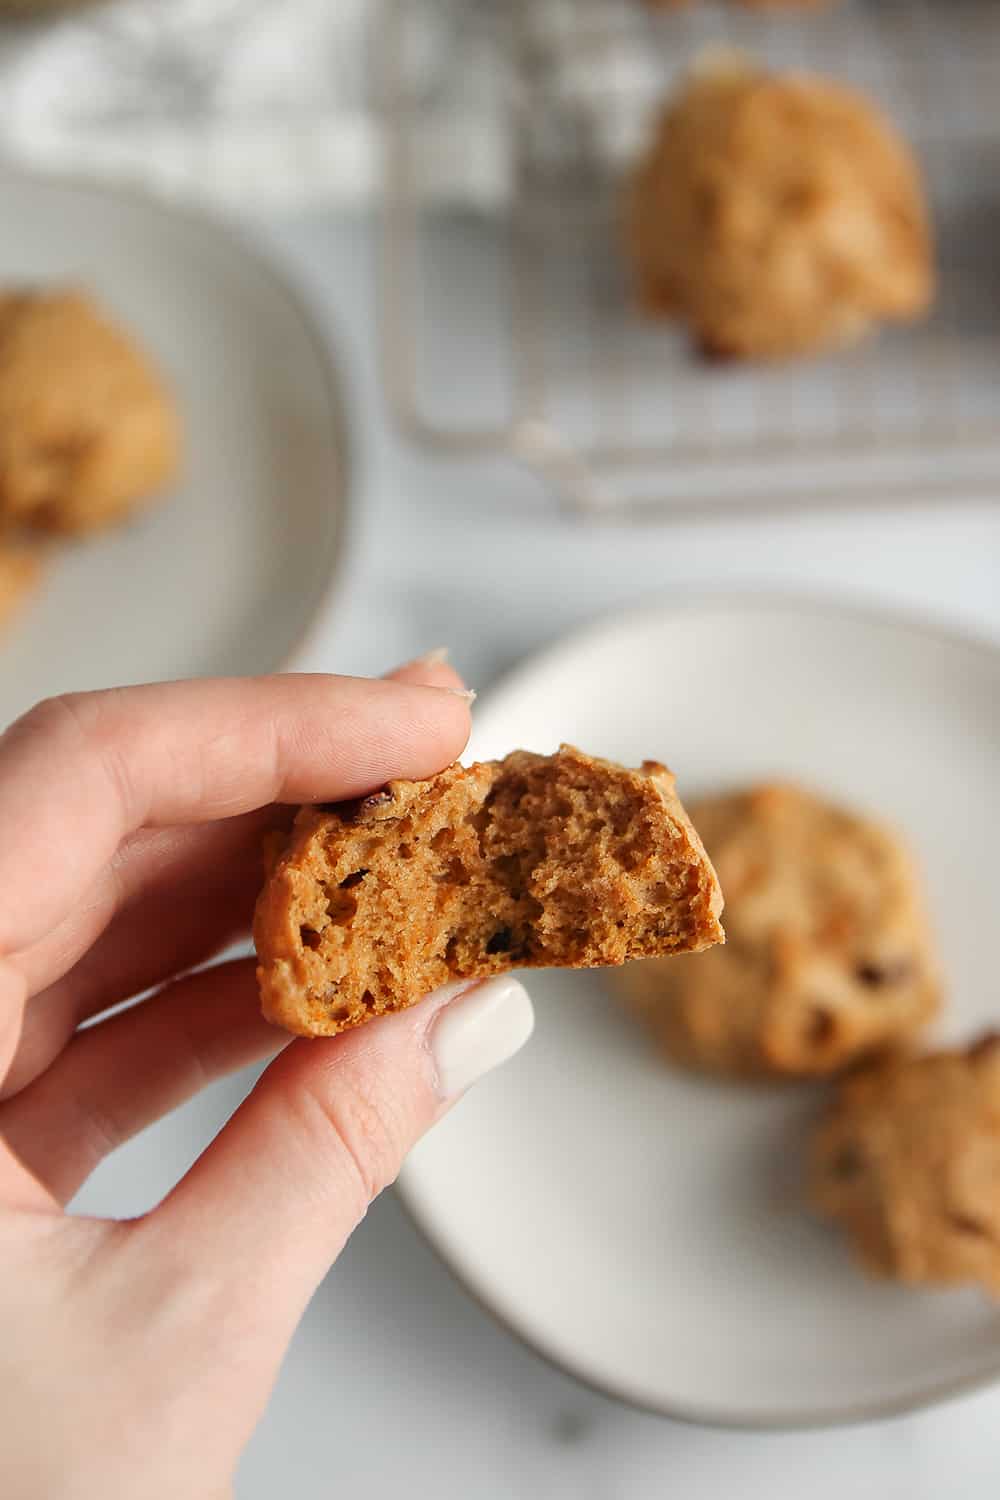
147;974;533;1340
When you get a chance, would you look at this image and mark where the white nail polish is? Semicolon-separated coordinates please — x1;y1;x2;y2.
430;976;534;1098
416;646;450;666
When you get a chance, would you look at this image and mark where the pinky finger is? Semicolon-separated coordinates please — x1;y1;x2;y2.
0;957;283;1204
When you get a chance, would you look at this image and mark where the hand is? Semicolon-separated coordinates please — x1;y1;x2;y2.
0;662;534;1500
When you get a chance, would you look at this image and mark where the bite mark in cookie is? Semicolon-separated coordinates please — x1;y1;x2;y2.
254;744;723;1037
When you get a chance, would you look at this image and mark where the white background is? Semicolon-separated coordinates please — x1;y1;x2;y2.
75;214;1000;1499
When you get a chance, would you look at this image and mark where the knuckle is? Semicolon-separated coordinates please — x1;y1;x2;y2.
75;1091;123;1170
10;692;89;746
25;688;115;735
9;691;107;769
14;690;141;824
296;1061;409;1215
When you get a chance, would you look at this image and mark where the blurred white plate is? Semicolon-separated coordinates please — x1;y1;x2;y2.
398;594;1000;1428
0;169;350;727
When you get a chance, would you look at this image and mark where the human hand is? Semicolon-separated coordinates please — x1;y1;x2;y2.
0;662;534;1499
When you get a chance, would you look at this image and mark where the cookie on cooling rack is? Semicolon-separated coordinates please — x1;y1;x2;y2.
615;782;940;1076
626;55;933;358
811;1036;1000;1293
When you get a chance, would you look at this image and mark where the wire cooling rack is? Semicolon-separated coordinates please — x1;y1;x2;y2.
379;0;1000;518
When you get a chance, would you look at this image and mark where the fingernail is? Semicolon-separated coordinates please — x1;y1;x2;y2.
415;646;450;666
442;687;476;704
429;976;534;1098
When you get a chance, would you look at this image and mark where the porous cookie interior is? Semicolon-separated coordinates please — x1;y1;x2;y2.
259;747;721;1035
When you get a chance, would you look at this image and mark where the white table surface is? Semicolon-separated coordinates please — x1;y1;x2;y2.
74;213;1000;1499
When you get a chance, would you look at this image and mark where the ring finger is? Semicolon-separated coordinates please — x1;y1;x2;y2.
0;957;282;1204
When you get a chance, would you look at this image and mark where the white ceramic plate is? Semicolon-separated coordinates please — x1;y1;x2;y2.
398;594;1000;1428
0;170;350;728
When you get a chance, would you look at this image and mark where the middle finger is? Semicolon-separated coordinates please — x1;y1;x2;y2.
3;808;284;1098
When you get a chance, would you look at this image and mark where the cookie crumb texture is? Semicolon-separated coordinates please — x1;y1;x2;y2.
0;289;180;535
812;1038;1000;1293
627;59;933;358
617;783;940;1076
255;744;723;1037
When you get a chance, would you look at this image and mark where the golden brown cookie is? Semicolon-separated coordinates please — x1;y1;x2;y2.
255;743;724;1037
626;58;933;358
616;783;940;1076
0;289;180;534
811;1037;1000;1293
0;536;45;632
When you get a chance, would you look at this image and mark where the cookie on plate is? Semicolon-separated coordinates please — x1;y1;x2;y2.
255;743;724;1037
616;783;940;1076
626;56;933;357
811;1037;1000;1293
0;536;44;631
0;289;180;534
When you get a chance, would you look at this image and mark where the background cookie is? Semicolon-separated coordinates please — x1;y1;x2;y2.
0;288;180;535
811;1037;1000;1293
616;782;941;1076
626;58;933;358
0;536;44;632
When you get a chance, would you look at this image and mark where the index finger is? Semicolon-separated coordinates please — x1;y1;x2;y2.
0;674;471;957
